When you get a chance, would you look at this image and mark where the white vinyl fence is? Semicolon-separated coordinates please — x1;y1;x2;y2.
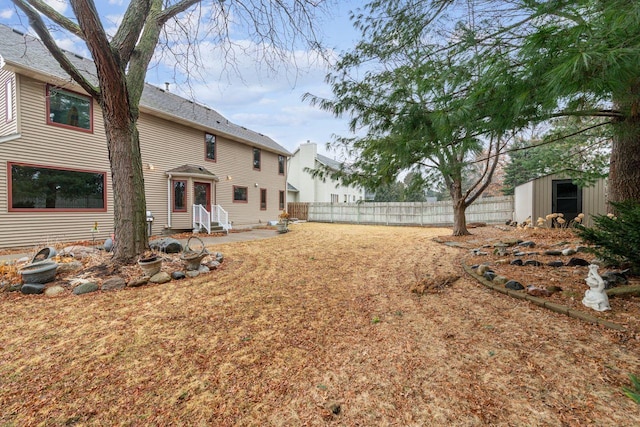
307;196;514;226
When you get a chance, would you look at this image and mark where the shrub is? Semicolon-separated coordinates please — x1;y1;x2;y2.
576;201;640;273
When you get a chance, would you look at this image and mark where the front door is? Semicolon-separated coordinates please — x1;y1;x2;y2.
194;182;211;209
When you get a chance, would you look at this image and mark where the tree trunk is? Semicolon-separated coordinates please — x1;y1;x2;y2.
103;117;148;263
447;175;469;235
452;198;470;236
608;114;640;211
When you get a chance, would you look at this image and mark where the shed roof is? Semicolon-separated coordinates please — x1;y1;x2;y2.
0;24;290;156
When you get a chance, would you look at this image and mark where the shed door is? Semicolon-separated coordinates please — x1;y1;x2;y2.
552;179;582;223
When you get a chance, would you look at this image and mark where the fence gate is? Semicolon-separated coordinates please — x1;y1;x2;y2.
287;202;309;220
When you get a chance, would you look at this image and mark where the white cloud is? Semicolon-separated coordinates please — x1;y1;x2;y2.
0;9;14;19
43;0;68;14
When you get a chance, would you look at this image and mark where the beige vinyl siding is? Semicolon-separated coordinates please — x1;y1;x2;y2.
214;138;286;226
137;113;286;232
0;75;113;249
137;114;207;232
0;69;17;137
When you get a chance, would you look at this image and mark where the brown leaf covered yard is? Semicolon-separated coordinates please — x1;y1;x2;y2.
1;223;639;426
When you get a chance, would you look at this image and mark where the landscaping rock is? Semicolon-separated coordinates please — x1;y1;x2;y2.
103;237;114;252
483;271;497;281
562;248;577;256
73;282;98;295
546;260;565;268
21;283;45;294
45;285;66;296
524;260;542;267
526;285;552;297
186;270;200;278
576;246;590;253
150;238;183;254
128;277;149;288
102;277;127;291
476;265;492;275
566;257;590;267
444;241;463;247
510;259;524;266
494;258;510;265
215;252;224;263
544;250;563;256
149;272;171;284
601;271;629;289
61;245;99;259
171;271;186;280
513;252;527;257
505;280;525;291
207;260;221;270
198;265;210;274
493;275;508;286
471;249;488;256
56;260;83;274
518;241;536;248
6;283;22;292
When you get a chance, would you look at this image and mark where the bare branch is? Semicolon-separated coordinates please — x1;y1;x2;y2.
111;0;153;64
17;0;82;37
12;0;99;98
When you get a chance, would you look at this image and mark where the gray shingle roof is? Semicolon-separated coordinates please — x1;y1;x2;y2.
0;24;290;156
316;153;342;171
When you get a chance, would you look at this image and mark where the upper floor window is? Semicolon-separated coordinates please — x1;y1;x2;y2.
278;155;285;174
9;162;105;211
253;148;261;170
5;79;14;123
47;85;93;132
205;133;216;162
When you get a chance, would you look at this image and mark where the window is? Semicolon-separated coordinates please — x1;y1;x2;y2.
260;188;267;210
278;155;285;175
331;194;338;203
253;148;261;170
233;186;248;203
5;79;14;123
279;191;285;210
46;85;93;132
9;163;105;211
173;180;186;212
205;133;216;162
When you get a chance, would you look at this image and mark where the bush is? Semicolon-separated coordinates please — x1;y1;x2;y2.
576;200;640;273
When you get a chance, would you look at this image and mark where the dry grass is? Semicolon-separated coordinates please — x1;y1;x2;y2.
1;222;639;426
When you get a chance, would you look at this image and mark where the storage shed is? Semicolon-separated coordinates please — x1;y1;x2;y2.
513;173;608;227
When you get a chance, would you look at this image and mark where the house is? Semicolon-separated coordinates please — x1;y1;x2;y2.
287;142;364;203
513;173;608;227
0;25;290;249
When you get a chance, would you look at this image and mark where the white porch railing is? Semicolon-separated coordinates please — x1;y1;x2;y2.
212;204;232;233
192;204;211;234
193;204;231;234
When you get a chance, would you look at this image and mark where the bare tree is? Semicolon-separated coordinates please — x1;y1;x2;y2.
10;0;330;263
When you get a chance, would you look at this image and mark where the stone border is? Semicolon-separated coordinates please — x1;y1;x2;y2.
462;262;626;331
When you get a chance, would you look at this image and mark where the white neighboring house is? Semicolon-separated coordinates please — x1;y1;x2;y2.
287;142;365;203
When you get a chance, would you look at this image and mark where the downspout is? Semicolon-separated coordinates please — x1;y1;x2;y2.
167;173;172;229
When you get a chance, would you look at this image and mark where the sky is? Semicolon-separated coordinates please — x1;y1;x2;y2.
0;0;367;158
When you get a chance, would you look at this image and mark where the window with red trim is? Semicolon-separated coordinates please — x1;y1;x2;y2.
9;163;106;211
46;85;93;132
260;188;267;210
253;148;261;170
173;180;187;212
233;186;248;203
205;133;216;162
